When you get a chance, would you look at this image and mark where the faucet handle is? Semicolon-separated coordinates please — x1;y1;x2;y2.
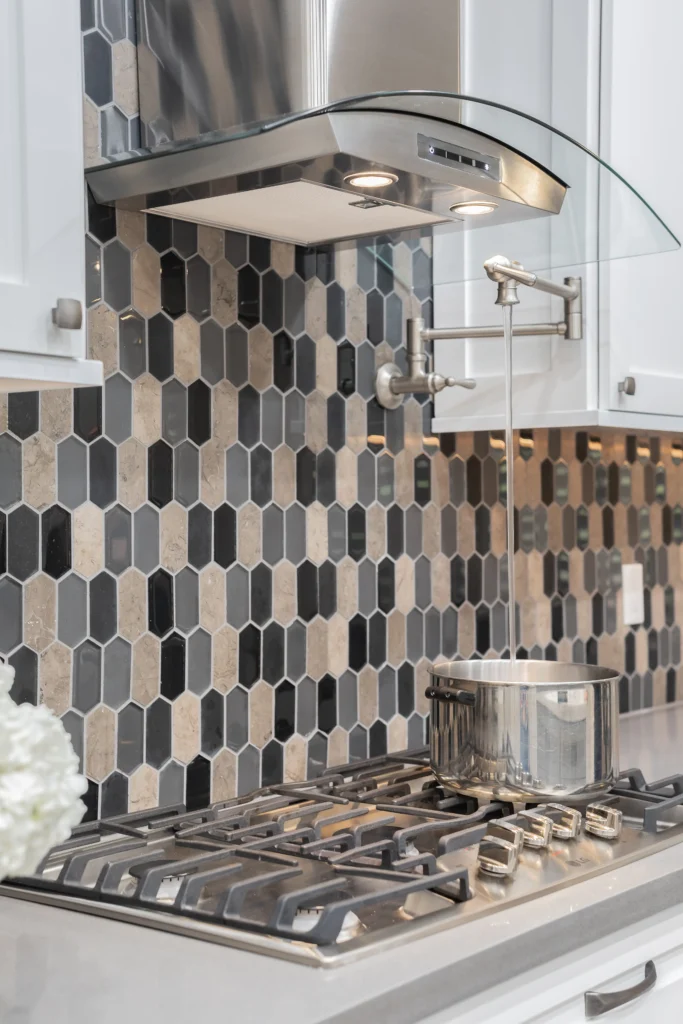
448;377;476;390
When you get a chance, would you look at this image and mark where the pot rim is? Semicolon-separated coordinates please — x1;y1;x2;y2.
430;658;619;686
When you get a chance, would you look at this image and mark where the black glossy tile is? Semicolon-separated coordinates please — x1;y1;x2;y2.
414;454;431;507
368;612;386;668
327;394;346;452
90;437;117;508
238;386;260;448
367;401;385;454
398;662;414;717
296;335;316;395
377;557;395;613
148;314;174;381
348;505;366;561
262;622;285;684
201;690;225;755
318;561;337;619
90;571;117;644
74;386;102;442
161;632;185;699
367;289;384;345
337;341;356;396
101;773;128;819
326;282;345;340
0;512;7;576
250;563;272;626
262;740;283;787
187;255;211;321
250;445;272;506
275;681;295;741
8;393;39;440
87;189;116;244
8;506;39;582
173;220;197;259
188;380;211;445
148;440;173;508
146;698;171;769
83;31;112;106
148;569;174;636
318;674;336;734
160;251;187;319
273;330;294;392
214;504;236;568
369;720;387;757
349;614;367;671
262;270;283;332
296;448;317;507
239;624;261;687
317;450;336;508
147;214;172;253
249;235;270;272
42;506;71;579
238;265;260;327
9;646;38;705
387;505;404;559
297;561;318;622
188;503;212;570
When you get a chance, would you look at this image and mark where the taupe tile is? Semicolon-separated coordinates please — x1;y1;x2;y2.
116;210;146;251
237;503;262;567
112;38;138;115
73;503;104;578
316;336;337;398
284;735;306;783
39;641;71;715
271;240;294;279
211;748;237;801
337;557;358;619
346;396;366;454
198;225;224;264
249;681;274;748
88;303;118;376
132;633;160;706
345;285;366;344
174;314;201;384
85;705;116;782
129;764;159;811
212;380;238;447
327;613;348;676
199;565;226;633
388;716;407;752
394;450;414;508
273;445;296;509
248;325;273;391
212;259;237;326
40;390;72;442
118;437;147;509
358;666;378;726
172;691;200;764
306;502;328;565
273;561;296;625
328;726;348;767
213;625;238;693
304;278;326;341
132;245;161;318
305;391;327;453
24;574;56;653
133;374;162;445
160;502;188;571
387;609;406;665
306;616;328;681
23;434;56;510
201;439;226;509
395;554;415;614
83;96;100;167
336;448;358;508
366;504;386;561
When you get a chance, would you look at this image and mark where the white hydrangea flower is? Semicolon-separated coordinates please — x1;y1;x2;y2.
0;663;87;879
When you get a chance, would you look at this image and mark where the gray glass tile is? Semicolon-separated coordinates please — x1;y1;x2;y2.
337;670;358;730
328;504;346;562
188;504;212;569
90;571;117;644
100;105;129;158
103;636;131;709
287;620;306;681
377;454;395;506
226;564;249;628
284;392;305;451
118;702;144;773
357;450;376;507
238;744;260;795
415;556;431;610
73;639;101;712
159;760;185;807
0;434;21;509
297;676;317;736
90;437;117;509
119;309;146;379
356;343;375;400
358;559;377;617
225;687;248;751
99;0;126;41
261;505;284;566
285;504;306;564
61;710;84;772
104;373;132;444
86;236;102;306
284;274;305;336
102;240;131;312
83;29;112;105
175;567;199;634
441;505;457;558
406;609;424;662
407;713;425;750
225;323;249;386
8;646;38;705
349;723;368;761
133;504;159;573
105;504;132;575
225;230;246;268
162;379;188;446
8;505;39;581
425;607;440;659
58;573;88;648
378;665;397;721
405;505;422;559
187;628;212;695
57;436;88;510
442;606;458;657
261;389;283;450
187;255;211;322
307;732;327;778
225;445;249;508
0;578;21;653
386;293;403;349
200;320;224;384
174;441;199;507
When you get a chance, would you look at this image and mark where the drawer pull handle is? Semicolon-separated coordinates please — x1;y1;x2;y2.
585;959;656;1018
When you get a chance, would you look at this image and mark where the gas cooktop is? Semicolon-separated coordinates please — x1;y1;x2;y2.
4;750;683;967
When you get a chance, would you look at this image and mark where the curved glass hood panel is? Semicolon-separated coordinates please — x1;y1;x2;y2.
86;90;679;278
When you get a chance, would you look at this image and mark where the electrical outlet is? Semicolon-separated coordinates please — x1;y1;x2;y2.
622;563;645;625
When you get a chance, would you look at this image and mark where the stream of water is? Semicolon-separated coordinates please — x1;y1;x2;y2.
503;303;517;663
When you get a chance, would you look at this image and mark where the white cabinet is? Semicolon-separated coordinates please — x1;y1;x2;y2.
0;0;101;390
432;0;683;433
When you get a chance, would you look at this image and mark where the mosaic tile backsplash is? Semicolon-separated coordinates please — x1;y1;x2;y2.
0;2;680;820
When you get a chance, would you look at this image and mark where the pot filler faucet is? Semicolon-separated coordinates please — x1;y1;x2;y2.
374;255;582;410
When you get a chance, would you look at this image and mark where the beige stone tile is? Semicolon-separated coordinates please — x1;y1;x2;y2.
588;505;601;549
525;458;541;507
568;460;582;505
328;726;348;767
284;735;306;783
112;38;138;115
73;503;104;578
335;447;357;508
273;561;296;625
458;605;475;659
527;550;544;601
248;324;273;390
200;565;226;633
249;681;274;748
652;585;665;630
213;625;238;693
387;610;406;666
213;380;237;447
403;401;423;456
160;503;188;571
614;505;628;548
212;748;237;801
366;504;386;561
174;315;201;384
306;502;328;565
198;225;224;264
271;240;294;278
305;390;327;453
432;453;450;509
132;634;160;706
358;667;378;726
458;504;475;558
535;596;551;645
577;598;592;640
305;278;326;341
83;96;101;167
132;245;161;318
118;568;146;642
0;395;6;433
39;642;71;715
118;438;147;510
345;284;366;345
40;390;71;442
395;555;415;614
547;503;562;552
238;503;262;567
431;553;450;611
520;596;536;647
422;503;440;559
653;666;667;707
651;505;662;548
337;557;358;619
116;209;146;251
394;449;414;508
491;504;507;557
569;549;584;597
599;633;624;673
129;765;159;812
635;627;648;673
23;434;55;510
336;244;356;291
631;462;644;506
173;691;201;764
388;716;408;753
133;374;161;444
24;574;56;653
201;440;225;508
316;336;337;398
346;396;366;453
327;614;348;676
212;260;237;326
307;617;328;680
86;706;116;782
273;445;296;508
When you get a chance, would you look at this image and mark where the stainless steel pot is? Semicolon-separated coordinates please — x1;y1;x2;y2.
426;659;619;802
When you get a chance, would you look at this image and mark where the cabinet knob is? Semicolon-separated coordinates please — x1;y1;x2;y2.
618;376;636;396
52;298;83;331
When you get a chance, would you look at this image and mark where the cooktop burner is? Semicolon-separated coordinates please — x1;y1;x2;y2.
4;750;683;966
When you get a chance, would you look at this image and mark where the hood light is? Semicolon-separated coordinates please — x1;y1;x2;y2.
450;200;498;217
344;171;398;189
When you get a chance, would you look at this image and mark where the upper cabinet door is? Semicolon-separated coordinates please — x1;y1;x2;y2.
0;0;85;360
600;0;683;421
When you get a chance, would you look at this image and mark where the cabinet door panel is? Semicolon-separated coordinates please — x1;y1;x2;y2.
0;0;85;359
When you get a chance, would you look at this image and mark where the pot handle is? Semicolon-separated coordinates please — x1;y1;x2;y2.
425;685;476;707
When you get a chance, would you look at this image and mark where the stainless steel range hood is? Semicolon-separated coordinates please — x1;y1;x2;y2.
85;0;678;261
